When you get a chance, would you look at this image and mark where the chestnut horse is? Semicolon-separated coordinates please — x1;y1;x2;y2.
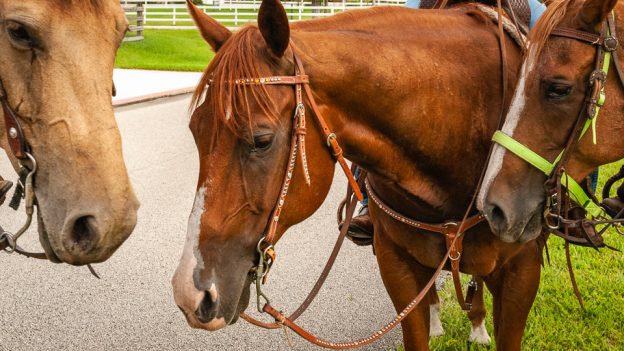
478;0;624;241
0;0;139;265
172;1;541;350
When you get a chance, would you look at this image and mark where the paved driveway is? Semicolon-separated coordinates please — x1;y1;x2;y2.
0;96;401;351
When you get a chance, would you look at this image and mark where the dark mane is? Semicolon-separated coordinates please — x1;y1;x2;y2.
192;26;280;136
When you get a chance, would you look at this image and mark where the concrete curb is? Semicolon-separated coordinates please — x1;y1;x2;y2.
113;87;195;107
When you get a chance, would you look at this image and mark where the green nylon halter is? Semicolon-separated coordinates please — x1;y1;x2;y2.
492;132;606;218
491;25;613;220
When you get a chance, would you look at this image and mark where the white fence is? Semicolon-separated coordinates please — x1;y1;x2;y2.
120;0;404;30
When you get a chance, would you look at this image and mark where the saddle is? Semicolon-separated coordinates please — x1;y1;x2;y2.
419;0;532;32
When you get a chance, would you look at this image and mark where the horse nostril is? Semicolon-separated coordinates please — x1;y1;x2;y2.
486;202;508;235
195;293;218;323
70;215;98;249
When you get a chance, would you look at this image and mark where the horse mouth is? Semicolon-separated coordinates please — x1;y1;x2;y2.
37;213;62;263
517;206;544;243
234;272;254;320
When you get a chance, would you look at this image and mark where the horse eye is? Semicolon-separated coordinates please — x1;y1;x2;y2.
6;22;35;48
546;83;572;100
252;134;273;152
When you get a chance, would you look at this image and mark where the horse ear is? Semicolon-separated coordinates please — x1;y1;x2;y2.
258;0;290;57
186;0;231;51
575;0;618;32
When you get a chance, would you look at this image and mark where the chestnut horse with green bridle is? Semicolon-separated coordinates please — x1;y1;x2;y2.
171;0;546;349
479;0;624;242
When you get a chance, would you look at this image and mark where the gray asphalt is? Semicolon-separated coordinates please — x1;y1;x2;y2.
0;95;401;351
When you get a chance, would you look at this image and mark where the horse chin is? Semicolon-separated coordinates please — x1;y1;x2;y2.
190;274;252;332
230;273;253;325
519;210;544;242
495;208;543;244
37;212;62;263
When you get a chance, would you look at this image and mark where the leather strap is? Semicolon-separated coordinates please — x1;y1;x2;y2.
1;95;28;160
291;50;363;201
234;75;309;85
259;232;462;350
551;27;604;46
365;179;484;310
242;168;363;329
364;180;485;236
259;48;364;245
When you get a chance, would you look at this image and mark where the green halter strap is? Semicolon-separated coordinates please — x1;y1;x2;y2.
492;131;606;218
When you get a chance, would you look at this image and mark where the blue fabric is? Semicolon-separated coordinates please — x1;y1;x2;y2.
589;169;599;193
405;0;546;29
405;0;420;8
528;0;546;28
354;167;369;206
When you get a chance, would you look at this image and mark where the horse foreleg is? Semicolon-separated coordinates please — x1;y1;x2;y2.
428;285;444;338
467;277;490;345
375;232;432;351
484;244;541;351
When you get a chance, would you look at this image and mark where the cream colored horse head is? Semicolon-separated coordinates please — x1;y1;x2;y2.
0;0;139;265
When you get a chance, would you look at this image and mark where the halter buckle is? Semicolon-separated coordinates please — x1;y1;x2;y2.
587;103;597;119
544;197;562;230
544;213;562;230
443;221;459;233
326;133;337;147
604;36;619;51
589;70;607;85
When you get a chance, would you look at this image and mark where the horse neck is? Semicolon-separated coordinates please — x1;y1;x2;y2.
293;9;522;217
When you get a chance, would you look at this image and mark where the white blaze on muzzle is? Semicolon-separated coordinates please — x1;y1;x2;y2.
172;186;207;318
477;48;537;210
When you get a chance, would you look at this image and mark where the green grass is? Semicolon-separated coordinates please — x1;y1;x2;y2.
416;160;624;351
115;29;213;72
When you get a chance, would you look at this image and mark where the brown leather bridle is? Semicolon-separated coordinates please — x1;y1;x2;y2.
239;42;364;310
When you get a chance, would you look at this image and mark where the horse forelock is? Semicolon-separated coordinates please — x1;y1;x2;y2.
528;0;580;59
192;26;281;140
